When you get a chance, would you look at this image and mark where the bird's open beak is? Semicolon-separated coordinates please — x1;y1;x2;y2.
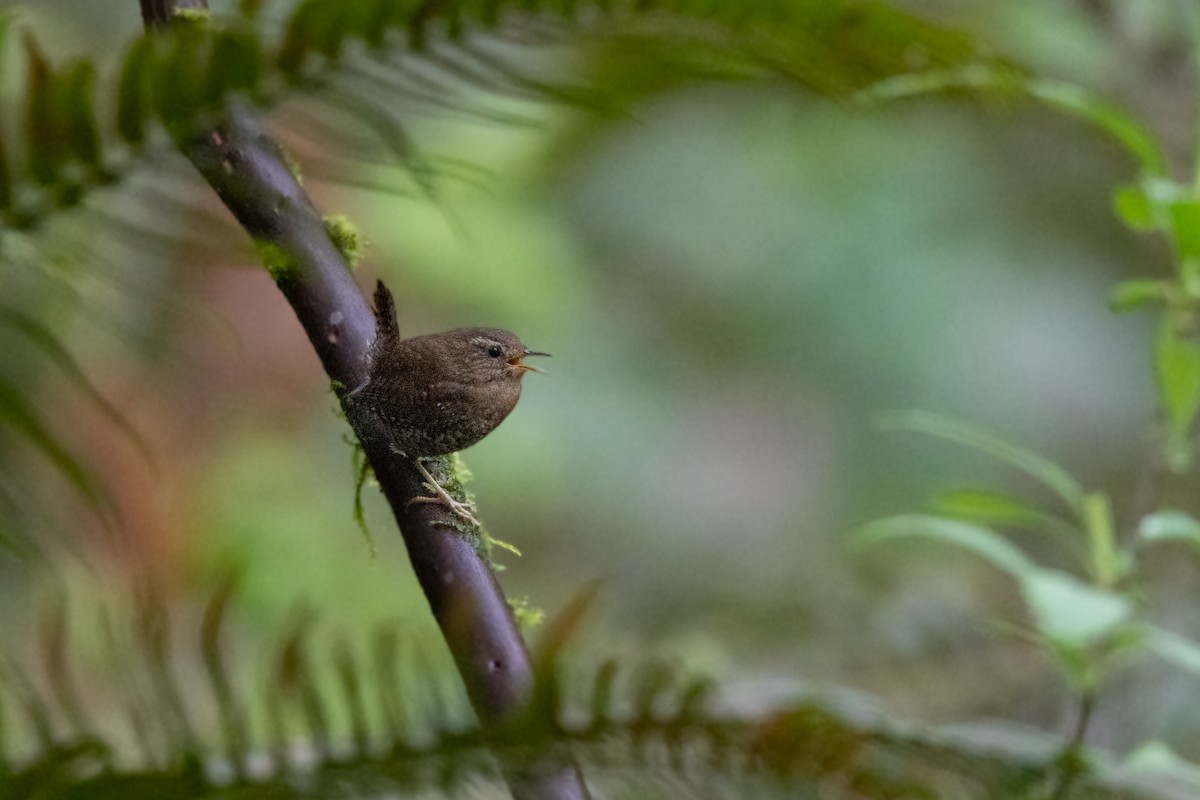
510;349;550;374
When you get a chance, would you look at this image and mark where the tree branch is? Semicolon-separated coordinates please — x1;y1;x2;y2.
139;2;589;797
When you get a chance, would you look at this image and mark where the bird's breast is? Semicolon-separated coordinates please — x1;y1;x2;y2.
357;375;522;457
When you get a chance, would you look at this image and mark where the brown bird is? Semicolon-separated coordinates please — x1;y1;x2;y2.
346;281;548;526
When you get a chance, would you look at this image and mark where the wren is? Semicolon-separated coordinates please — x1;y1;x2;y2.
346;281;548;526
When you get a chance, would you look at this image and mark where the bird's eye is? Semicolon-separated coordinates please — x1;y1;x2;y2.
486;344;503;358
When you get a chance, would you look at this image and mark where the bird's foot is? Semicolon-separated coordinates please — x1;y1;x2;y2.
406;459;480;528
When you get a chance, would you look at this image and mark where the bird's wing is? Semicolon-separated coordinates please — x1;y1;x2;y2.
425;379;474;406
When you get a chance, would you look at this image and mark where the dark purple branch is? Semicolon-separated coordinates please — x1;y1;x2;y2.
139;2;588;796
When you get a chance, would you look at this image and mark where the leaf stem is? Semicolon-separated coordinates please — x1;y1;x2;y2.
1048;689;1096;800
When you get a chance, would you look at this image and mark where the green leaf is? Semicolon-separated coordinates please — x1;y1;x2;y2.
877;410;1085;512
57;62;100;170
1154;316;1200;472
23;34;59;186
1081;491;1119;587
1124;741;1200;787
117;36;153;146
1020;569;1131;648
1146;626;1200;675
854;514;1035;579
208;26;264;106
858;517;1132;652
1112;185;1155;231
362;0;399;50
933;488;1086;560
1138;509;1200;544
932;488;1045;525
311;1;351;62
0;17;10;210
1169;199;1200;260
589;660;618;727
152;25;210;136
1109;279;1166;312
239;0;267;17
277;0;324;76
0;12;8;74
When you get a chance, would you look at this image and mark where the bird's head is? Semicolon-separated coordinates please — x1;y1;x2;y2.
451;328;550;383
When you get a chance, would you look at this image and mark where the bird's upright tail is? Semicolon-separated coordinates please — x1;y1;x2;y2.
372;279;401;353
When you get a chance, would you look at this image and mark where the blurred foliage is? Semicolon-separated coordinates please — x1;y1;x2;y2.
0;0;982;555
2;585;1199;799
5;0;1200;797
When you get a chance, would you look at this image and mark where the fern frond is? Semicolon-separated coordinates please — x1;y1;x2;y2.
0;0;981;234
1;589;1195;800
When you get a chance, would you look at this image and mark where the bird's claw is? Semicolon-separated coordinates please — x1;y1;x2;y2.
406;492;481;528
407;461;480;528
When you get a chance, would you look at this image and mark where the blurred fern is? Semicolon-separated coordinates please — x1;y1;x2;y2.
1;586;1193;800
1;0;977;233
